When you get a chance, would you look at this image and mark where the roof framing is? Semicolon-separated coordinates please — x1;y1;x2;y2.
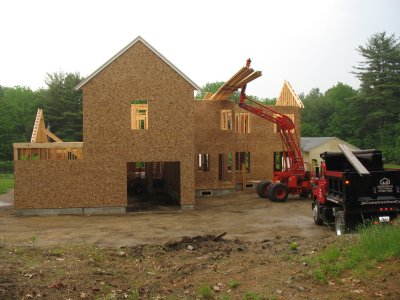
31;108;63;143
275;80;304;108
75;36;200;91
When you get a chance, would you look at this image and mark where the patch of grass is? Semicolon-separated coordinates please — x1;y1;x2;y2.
290;241;298;251
243;291;261;300
384;164;400;169
47;247;65;257
129;287;139;300
0;172;14;195
29;236;38;248
227;279;240;289
198;284;213;299
310;222;400;282
87;246;106;262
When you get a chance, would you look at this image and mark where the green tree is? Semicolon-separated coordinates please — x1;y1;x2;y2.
195;81;225;99
0;86;39;160
352;32;400;162
300;88;332;136
324;83;357;140
38;72;84;141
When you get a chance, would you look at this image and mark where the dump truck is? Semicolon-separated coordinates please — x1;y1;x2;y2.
312;144;400;235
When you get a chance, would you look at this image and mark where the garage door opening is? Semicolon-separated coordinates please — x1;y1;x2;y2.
127;161;180;211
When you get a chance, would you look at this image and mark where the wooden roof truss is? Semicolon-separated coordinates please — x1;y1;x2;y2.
275;80;304;108
30;109;63;143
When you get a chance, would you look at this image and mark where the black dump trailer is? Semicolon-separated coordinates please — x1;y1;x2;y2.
312;146;400;235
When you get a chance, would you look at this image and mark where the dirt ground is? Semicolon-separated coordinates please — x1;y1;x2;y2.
1;190;399;299
0;190;331;247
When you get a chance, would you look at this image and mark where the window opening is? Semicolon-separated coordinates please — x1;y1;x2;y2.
221;110;232;130
198;154;210;172
131;100;148;130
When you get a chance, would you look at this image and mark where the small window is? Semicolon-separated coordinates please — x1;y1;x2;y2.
235;113;250;133
235;152;250;172
227;152;232;172
274;151;290;171
131;100;148;130
274;151;283;171
198;154;210;172
274;114;294;133
221;110;232;130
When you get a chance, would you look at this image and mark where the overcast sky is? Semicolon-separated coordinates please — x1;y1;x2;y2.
1;0;399;98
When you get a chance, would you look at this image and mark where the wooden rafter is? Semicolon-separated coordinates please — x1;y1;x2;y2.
30;108;63;143
208;65;262;100
275;80;304;108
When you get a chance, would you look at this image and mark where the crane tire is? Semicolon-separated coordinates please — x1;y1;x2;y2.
268;182;289;202
257;180;271;198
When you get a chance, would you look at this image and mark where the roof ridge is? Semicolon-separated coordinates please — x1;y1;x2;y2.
75;36;200;91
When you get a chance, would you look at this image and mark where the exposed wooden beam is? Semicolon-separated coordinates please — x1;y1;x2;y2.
41;127;63;142
14;142;83;149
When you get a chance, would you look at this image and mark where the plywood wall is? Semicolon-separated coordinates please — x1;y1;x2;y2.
194;100;301;189
15;41;196;209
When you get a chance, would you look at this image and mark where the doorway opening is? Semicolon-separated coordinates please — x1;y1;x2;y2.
127;161;180;211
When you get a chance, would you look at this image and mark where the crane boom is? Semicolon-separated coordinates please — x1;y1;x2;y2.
238;60;304;175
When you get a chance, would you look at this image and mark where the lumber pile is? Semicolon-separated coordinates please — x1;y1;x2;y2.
206;66;262;100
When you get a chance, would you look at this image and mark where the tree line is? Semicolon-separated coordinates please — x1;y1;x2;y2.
301;32;400;163
0;72;83;165
0;32;399;169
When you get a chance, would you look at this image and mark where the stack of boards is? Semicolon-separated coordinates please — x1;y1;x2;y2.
204;66;262;100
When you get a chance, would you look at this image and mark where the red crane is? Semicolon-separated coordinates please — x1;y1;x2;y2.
239;59;312;201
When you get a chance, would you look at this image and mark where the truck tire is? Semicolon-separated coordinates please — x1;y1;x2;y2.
257;180;271;198
335;211;346;235
313;200;324;225
268;182;289;202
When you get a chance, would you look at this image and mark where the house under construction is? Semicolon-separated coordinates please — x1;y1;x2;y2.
13;36;304;215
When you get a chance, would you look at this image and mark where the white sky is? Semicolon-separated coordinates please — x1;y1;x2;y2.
1;0;399;98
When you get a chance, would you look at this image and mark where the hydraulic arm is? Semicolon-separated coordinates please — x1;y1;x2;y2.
238;59;305;176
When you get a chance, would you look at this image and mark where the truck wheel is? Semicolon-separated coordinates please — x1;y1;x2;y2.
268;182;289;202
257;180;271;198
313;201;324;225
335;211;346;235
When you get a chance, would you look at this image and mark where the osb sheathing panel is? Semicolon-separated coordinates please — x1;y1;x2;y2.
82;41;195;206
14;160;125;209
194;100;301;189
15;41;195;209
